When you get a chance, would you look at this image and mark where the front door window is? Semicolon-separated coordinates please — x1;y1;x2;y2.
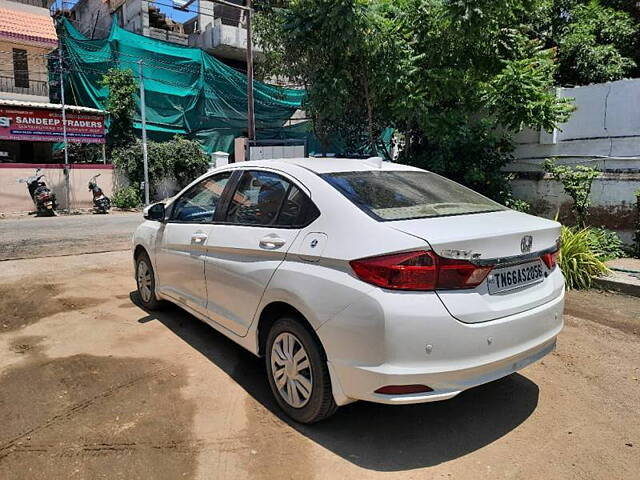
170;172;232;223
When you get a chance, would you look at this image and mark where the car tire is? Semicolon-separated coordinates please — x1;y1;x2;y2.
135;251;162;310
265;317;338;424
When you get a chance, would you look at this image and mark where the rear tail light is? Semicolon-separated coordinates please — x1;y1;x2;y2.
350;250;492;291
541;249;559;270
438;256;493;290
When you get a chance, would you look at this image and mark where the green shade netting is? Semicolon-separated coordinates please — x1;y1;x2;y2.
58;17;306;154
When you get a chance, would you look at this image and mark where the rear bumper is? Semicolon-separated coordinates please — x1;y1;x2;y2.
330;336;556;405
319;289;564;406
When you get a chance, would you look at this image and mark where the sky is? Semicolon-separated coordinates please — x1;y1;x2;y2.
155;0;197;24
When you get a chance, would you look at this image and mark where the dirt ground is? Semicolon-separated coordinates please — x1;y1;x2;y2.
0;251;638;479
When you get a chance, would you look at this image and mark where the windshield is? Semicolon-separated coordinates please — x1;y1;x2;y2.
321;170;506;221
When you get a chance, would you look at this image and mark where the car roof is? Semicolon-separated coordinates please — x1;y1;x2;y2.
229;157;422;174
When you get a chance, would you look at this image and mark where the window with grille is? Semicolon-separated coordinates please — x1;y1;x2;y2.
13;49;29;89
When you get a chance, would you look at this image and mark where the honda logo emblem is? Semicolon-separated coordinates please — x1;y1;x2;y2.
521;235;533;253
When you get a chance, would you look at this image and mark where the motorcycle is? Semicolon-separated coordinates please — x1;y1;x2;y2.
17;168;58;216
88;174;111;214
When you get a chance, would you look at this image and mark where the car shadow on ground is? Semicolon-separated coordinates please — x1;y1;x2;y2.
132;293;540;472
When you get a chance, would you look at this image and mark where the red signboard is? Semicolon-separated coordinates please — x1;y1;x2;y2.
0;107;106;144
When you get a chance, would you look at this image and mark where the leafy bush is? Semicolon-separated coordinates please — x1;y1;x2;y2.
586;227;624;261
559;226;609;290
112;186;142;209
401;121;517;202
544;159;600;227
506;198;531;214
112;136;209;200
169;136;212;189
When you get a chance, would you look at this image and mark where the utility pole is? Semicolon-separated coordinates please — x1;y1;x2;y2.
246;0;255;140
138;60;150;206
58;44;71;213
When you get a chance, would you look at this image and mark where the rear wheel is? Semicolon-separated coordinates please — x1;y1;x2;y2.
36;206;52;217
135;252;162;310
265;317;337;423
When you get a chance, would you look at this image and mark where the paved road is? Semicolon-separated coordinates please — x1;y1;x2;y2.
0;212;142;261
0;251;638;479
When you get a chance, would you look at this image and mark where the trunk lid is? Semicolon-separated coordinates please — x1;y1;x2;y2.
390;210;563;323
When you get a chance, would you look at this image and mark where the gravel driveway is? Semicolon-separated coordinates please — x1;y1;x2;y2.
0;251;638;479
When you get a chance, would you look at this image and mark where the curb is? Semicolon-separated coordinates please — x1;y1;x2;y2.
593;275;640;297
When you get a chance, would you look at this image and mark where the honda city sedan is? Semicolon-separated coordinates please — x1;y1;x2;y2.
132;157;564;423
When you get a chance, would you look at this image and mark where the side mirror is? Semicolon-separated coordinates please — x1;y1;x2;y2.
144;202;166;222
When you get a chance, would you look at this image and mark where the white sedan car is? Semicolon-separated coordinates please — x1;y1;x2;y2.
132;157;564;423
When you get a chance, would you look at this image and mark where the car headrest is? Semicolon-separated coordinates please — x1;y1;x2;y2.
258;180;285;203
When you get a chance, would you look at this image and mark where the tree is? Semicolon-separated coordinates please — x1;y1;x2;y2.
256;1;573;201
394;0;574;198
555;1;638;85
255;0;402;154
526;0;640;85
100;68;137;152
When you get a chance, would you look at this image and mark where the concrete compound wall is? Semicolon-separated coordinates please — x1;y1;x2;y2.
508;78;640;242
0;163;114;213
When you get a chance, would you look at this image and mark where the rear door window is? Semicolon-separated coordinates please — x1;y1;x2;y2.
225;170;320;227
276;185;320;227
321;170;505;221
226;171;290;226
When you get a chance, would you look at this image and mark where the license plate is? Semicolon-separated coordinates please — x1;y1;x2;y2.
487;260;545;294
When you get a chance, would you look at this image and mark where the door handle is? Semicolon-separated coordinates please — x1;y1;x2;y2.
259;236;286;249
191;232;208;245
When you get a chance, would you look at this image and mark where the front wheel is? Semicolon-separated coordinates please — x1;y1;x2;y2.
135;252;162;310
265;317;337;424
37;207;55;217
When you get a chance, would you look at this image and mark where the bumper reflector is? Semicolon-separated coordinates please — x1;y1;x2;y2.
374;385;433;395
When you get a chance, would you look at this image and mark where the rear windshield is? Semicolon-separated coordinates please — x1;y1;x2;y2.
321;170;506;221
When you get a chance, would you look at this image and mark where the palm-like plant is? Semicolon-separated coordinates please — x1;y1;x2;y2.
559;226;609;290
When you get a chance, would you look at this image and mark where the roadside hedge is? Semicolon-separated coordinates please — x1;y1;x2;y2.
112;136;209;201
112;186;142;209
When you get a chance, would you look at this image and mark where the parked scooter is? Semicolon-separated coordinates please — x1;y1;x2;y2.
17;168;58;216
88;174;111;214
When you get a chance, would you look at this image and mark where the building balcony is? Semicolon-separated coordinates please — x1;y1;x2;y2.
189;18;262;63
0;75;49;102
